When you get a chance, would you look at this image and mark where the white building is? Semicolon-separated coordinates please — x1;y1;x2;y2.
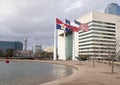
57;11;120;61
33;44;42;53
44;46;54;53
23;38;28;51
57;24;78;60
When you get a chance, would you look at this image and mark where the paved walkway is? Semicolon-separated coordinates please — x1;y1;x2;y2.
40;60;120;85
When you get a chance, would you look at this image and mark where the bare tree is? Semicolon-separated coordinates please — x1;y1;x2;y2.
116;38;120;61
106;39;116;74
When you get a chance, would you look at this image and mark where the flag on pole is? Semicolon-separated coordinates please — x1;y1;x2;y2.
65;19;71;25
74;20;89;32
71;25;80;32
80;23;89;32
65;19;80;32
65;19;71;32
74;20;81;25
56;18;81;32
56;18;63;24
56;18;67;30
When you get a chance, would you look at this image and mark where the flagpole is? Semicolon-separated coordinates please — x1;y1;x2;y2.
64;29;66;60
72;32;75;60
64;18;66;61
53;18;57;60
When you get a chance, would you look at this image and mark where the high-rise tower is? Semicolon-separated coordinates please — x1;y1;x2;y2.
23;38;27;51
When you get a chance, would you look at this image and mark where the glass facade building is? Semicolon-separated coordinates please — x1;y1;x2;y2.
104;3;120;16
65;32;73;60
57;30;73;60
0;41;23;51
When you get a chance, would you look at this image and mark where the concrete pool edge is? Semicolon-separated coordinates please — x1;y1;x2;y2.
0;59;79;85
20;60;79;85
38;60;80;85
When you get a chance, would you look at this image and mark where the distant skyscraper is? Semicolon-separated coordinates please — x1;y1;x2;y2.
104;3;120;16
0;41;23;51
23;38;27;51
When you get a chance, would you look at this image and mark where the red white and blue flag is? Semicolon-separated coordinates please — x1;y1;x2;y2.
56;18;68;30
65;19;80;32
56;18;81;32
70;25;80;32
79;23;89;32
65;19;72;32
74;20;88;32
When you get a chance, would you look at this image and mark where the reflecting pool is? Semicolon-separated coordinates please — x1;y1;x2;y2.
0;61;75;85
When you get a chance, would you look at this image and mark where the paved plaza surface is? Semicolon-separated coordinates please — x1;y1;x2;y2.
40;60;120;85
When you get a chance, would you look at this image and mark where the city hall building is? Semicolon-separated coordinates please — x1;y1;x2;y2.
57;11;120;61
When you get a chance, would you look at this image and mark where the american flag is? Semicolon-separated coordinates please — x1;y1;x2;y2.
74;20;88;32
80;23;89;32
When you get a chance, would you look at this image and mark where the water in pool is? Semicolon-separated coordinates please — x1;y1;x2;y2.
0;61;75;85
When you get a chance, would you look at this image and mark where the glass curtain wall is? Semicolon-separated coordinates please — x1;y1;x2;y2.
65;31;73;60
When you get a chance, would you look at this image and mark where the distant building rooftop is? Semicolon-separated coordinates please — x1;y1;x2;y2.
0;40;23;51
104;3;120;16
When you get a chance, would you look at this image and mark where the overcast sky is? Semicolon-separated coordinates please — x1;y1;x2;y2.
0;0;120;50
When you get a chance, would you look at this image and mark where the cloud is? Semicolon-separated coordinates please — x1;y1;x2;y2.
0;0;16;21
0;0;120;49
64;1;83;13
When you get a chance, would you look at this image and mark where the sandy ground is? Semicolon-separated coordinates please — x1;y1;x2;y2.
39;60;120;85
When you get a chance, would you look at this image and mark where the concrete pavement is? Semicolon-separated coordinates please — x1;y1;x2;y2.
40;60;120;85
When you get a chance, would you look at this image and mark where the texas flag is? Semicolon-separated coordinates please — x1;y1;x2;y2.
65;19;80;32
65;19;72;32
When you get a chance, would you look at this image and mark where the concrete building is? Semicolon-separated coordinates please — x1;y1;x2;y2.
57;11;120;61
77;12;116;59
44;46;53;53
57;25;78;60
33;44;42;53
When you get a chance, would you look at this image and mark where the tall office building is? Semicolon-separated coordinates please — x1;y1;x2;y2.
0;41;23;51
57;11;120;61
104;3;120;16
23;38;27;51
77;12;116;59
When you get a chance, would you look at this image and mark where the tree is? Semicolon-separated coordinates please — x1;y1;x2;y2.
0;49;3;57
116;38;120;61
76;55;89;65
33;50;53;60
6;48;14;57
105;39;116;74
47;52;53;60
75;56;81;65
